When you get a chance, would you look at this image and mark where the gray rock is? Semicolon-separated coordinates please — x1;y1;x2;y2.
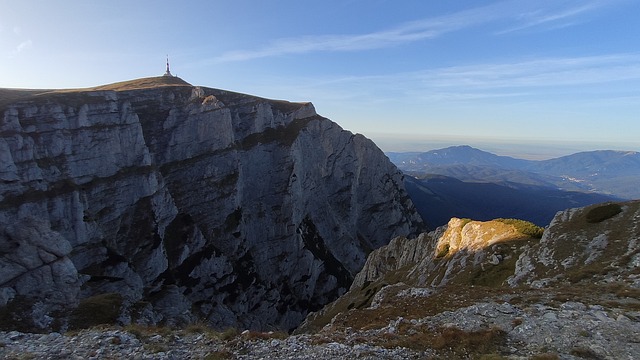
0;79;424;331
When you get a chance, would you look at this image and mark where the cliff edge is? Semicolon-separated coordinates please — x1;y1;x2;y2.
0;77;424;332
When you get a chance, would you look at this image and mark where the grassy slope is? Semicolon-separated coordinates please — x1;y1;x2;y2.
0;77;192;110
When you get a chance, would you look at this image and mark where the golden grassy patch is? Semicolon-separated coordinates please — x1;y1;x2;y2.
89;76;191;91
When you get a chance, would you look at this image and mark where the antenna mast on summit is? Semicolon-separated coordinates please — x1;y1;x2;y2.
164;55;173;77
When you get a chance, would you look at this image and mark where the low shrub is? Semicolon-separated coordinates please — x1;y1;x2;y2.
124;323;173;339
495;218;544;238
69;293;123;330
586;203;622;223
531;353;560;360
435;244;450;258
218;327;238;341
204;350;233;360
379;325;507;355
570;346;603;359
0;296;37;332
432;326;507;354
242;330;288;340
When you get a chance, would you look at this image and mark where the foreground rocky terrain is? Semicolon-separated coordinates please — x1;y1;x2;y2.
296;200;640;358
0;76;423;332
1;295;637;359
2;201;638;359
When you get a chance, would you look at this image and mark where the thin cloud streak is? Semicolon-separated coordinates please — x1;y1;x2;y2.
417;54;640;89
285;53;640;103
497;0;609;34
212;0;611;63
9;39;33;57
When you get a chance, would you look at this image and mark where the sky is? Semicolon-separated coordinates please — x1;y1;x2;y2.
1;0;639;158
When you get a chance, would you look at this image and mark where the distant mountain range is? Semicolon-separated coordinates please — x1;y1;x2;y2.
387;145;639;227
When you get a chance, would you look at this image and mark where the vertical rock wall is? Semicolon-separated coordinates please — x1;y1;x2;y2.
0;81;424;331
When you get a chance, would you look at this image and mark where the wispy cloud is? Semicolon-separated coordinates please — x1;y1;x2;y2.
212;0;612;63
416;54;640;90
10;39;33;57
213;5;497;62
276;53;640;104
213;16;470;62
497;0;611;34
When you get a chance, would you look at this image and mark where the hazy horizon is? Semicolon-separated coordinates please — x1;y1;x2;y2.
369;133;640;160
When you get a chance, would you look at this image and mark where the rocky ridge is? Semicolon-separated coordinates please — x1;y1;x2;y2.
296;200;640;358
1;295;638;359
0;77;424;332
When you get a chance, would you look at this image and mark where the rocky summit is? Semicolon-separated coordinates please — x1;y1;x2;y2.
0;76;424;333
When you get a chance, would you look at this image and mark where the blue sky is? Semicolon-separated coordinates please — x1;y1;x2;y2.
1;0;639;157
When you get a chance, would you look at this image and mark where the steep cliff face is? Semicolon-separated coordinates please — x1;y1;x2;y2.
0;77;424;331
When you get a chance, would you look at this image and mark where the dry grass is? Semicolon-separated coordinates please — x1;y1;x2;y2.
530;353;560;360
240;330;288;340
494;218;544;238
585;203;622;223
217;328;239;341
570;346;603;359
320;280;640;340
0;76;191;110
90;76;191;91
327;284;525;331
355;324;507;357
0;88;50;109
123;323;173;339
203;350;233;360
69;293;123;330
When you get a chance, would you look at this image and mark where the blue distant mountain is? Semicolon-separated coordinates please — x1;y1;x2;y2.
388;145;640;200
387;145;638;228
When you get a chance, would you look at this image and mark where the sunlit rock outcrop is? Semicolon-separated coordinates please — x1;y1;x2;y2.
299;201;639;356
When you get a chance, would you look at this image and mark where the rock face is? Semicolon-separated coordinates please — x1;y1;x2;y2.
351;217;537;290
340;201;639;294
299;201;639;358
0;77;424;331
508;200;640;287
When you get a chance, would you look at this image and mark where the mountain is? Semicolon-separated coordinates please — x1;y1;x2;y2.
528;149;640;178
298;200;640;358
0;76;424;332
389;145;640;199
388;145;529;168
387;146;639;228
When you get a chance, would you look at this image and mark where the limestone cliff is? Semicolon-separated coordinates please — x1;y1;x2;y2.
0;77;424;331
